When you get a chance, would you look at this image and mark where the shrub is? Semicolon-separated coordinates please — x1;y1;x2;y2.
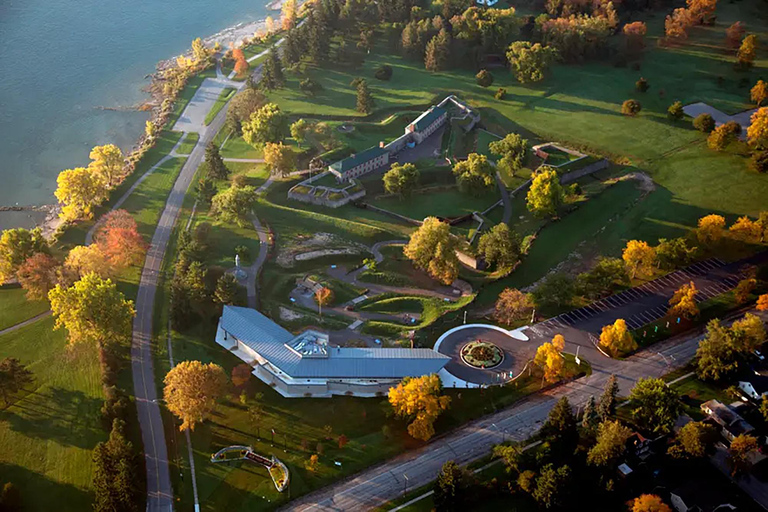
299;78;322;96
668;101;684;120
495;88;507;100
621;99;642;116
374;64;393;81
723;120;742;135
235;245;250;262
751;151;768;173
231;174;248;187
476;69;494;87
693;113;715;132
635;77;649;92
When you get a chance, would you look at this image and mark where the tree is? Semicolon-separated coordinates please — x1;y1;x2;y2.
532;464;571;509
489;133;528;178
477;223;519;269
506;41;557;83
16;252;59;300
89;144;125;189
226;88;266;134
164;360;227;431
355;79;375;115
0;358;33;406
263;142;297;177
55;166;108;221
672;421;716;458
757;294;768;311
732;313;766;351
92;419;139;512
622;99;642;116
668;281;699;319
281;0;297;29
730;216;763;243
707;124;736;151
664;8;693;42
598;374;619;420
290;119;310;147
728;434;759;476
532;273;575;309
636;77;649;93
64;244;112;279
582;396;600;432
697;319;740;381
697;214;726;245
587;420;632;467
656;237;696;270
452;153;495;196
214;273;239;306
475;69;494;87
494;288;534;325
49;272;135;349
205;143;230;180
242;103;287;147
0;227;49;282
737;34;758;69
540;397;578;456
631;494;672;512
747;107;768;149
232;48;249;77
667;101;684;121
383;163;420;198
629;377;682;434
95;209;147;270
599;319;637;357
211;185;258;227
577;257;629;299
425;29;452;72
388;374;450;441
752;80;768;107
260;48;285;90
623;240;656;279
623;21;647;57
191;37;209;62
733;277;757;305
315;286;333;316
404;217;459;285
535;339;566;384
196;174;217;206
693;113;716;133
526;168;564;218
433;460;477;511
0;482;23;512
726;21;746;49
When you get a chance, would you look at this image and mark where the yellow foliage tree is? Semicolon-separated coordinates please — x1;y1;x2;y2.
388;374;450;441
54;167;107;221
622;240;656;279
734;277;757;304
730;216;763;243
697;214;726;245
747;107;768;149
752;80;768;107
164;360;228;431
599;319;638;356
64;245;113;279
404;217;459;285
757;294;768;311
281;0;298;30
534;338;565;384
668;281;699;319
631;494;672;512
89;144;125;189
737;34;758;68
263;142;297;177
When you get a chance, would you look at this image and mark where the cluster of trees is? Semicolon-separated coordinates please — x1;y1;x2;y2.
452;153;495;196
388;373;450;441
696;313;766;381
663;0;717;44
489;132;528;178
534;334;567;383
92;419;140;512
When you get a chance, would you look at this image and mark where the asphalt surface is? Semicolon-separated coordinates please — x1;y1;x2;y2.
132;81;241;511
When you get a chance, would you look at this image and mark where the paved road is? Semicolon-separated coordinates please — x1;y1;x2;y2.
0;310;52;337
132;79;243;511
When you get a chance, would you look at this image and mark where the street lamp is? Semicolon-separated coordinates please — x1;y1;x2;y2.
403;473;409;497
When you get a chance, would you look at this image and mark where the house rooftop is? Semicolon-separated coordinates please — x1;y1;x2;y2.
701;399;754;436
329;146;388;173
410;106;447;132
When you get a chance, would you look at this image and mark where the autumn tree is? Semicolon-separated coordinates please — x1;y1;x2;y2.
507;41;557;83
733;277;757;304
16;252;59;300
0;227;49;282
752;80;768;107
707;124;737;151
191;37;209;62
526;168;564;218
211;185;258;227
494;288;534;325
729;216;762;243
242;103;287;147
587;420;632;466
747;107;768;149
629;377;682;434
535;337;565;384
599;318;637;356
0;482;22;511
732;313;766;352
477;223;520;269
623;240;656;279
424;29;452;72
476;69;494;87
49;272;135;349
725;21;746;49
263;142;297;177
668;281;699;319
728;434;759;475
757;294;768;311
667;101;685;121
383;163;420;197
452;153;495;196
95;209;147;270
670;421;716;458
622;99;642;116
404;217;459;285
290;118;310;147
164;360;227;431
693;113;716;132
89;144;125;189
55;166;108;221
388;374;450;441
232;48;249;78
737;34;758;70
630;494;672;512
696;319;741;381
0;358;33;406
281;0;298;29
64;245;112;279
664;8;692;43
231;363;252;388
623;21;647;57
697;214;726;245
315;286;334;316
355;79;375;114
489;133;528;177
226;88;266;134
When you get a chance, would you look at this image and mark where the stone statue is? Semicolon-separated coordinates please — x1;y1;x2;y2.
235;254;241;269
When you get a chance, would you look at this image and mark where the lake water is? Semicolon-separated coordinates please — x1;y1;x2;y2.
0;0;271;230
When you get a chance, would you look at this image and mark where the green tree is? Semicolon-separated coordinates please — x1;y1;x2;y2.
696;319;741;381
475;69;494;87
667;101;684;120
211;185;258;227
433;460;477;512
655;237;696;270
0;227;49;282
598;374;619;421
576;257;629;299
48;273;135;349
532;464;571;509
205;143;230;180
587;420;633;466
629;377;682;434
693;113;715;132
477;223;520;268
92;419;139;512
290;119;310;147
383;163;420;197
404;217;459;285
532;273;575;309
214;273;239;306
259;47;285;91
355;79;375;114
242;103;287;147
527;168;564;217
671;421;716;458
506;41;557;83
0;358;33;406
489;133;528;177
582;395;600;432
452;153;495;196
425;28;452;72
226;88;266;135
540;397;578;457
170;261;210;327
196;174;217;207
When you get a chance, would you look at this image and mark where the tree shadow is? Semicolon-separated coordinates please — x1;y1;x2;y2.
0;462;93;511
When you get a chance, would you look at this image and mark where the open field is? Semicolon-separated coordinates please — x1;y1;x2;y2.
0;317;104;511
0;285;49;331
227;162;271;189
372;186;500;220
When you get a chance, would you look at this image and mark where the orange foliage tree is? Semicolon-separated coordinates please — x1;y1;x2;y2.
16;253;60;300
725;21;746;49
623;21;647;56
232;48;249;76
95;209;147;270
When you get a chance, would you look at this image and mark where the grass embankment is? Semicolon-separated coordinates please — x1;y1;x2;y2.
360;294;476;338
204;87;237;126
0;285;49;331
372;186;500;221
0;318;104;511
176;132;199;155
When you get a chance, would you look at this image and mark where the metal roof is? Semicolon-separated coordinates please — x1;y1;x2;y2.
220;306;450;379
410;106;447;132
329;146;388;173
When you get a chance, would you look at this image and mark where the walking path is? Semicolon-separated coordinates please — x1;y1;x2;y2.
495;171;512;225
0;310;52;337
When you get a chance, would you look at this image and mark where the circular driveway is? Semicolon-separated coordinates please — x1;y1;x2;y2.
435;324;536;385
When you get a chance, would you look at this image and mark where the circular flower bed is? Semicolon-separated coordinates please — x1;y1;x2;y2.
460;340;503;369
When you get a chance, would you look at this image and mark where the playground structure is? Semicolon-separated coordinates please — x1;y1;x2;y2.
211;445;290;492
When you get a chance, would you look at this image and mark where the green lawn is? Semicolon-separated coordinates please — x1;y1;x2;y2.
475;129;503;160
205;87;237;126
221;134;264;160
177;132;199;155
0;317;104;511
227;162;271;189
373;187;500;221
0;285;49;331
330;112;418;152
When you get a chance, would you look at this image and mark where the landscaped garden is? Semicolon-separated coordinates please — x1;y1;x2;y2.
460;340;504;369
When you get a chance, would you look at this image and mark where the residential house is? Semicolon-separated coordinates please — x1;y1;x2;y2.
701;399;755;443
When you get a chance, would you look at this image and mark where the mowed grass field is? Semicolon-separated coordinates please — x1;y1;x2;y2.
373;186;500;220
0;285;49;331
0;317;104;510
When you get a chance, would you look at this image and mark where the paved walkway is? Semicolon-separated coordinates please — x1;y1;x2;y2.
172;73;244;134
495;171;512;225
0;310;52;337
682;102;757;137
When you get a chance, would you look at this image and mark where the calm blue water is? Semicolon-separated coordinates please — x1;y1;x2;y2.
0;0;270;229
